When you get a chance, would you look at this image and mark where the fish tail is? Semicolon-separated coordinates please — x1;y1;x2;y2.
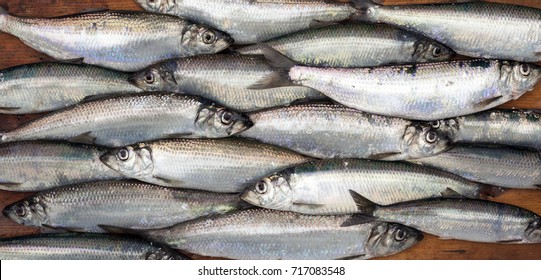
340;190;379;227
349;0;379;22
247;44;297;90
479;184;508;198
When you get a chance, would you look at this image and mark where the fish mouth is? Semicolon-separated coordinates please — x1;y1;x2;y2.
2;206;10;218
416;232;425;241
239;189;258;205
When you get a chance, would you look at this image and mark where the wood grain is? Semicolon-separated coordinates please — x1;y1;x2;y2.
0;0;541;260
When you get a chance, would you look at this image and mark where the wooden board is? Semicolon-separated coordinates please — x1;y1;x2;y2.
0;0;541;260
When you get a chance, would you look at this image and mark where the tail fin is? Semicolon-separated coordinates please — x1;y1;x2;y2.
247;44;296;90
479;184;508;198
340;190;380;227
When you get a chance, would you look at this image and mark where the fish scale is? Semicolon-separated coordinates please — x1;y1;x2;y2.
241;159;501;215
0;9;231;71
360;2;541;62
0;93;251;147
100;138;310;193
120;208;422;260
0;141;124;192
0;234;187;260
237;23;455;67
3;181;246;232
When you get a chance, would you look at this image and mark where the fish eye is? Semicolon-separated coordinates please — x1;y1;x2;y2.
394;228;407;241
15;204;27;217
144;72;155;84
520;64;531;76
117;148;130;161
220;111;234;125
255;182;268;194
429;121;440;129
425;130;438;144
202;31;216;44
432;47;442;57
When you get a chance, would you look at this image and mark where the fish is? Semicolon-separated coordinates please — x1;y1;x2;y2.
134;0;358;45
409;145;541;189
254;49;541;120
434;110;541;150
237;23;455;68
129;55;326;112
241;159;504;215
100;138;310;193
0;141;124;192
100;208;423;260
356;1;541;62
0;62;144;114
344;192;541;244
0;93;251;147
3;181;248;232
0;9;231;71
0;233;188;260
239;104;450;160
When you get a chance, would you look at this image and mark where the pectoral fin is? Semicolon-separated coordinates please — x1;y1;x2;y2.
474;96;504;110
69;131;96;145
0;107;21;113
368;152;402;160
152;176;185;187
0;181;22;189
440;188;466;198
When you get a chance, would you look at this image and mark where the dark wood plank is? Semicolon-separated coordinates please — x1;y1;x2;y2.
0;0;540;260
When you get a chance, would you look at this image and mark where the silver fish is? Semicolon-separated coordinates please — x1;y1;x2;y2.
237;23;455;67
239;104;450;160
435;110;541;150
345;192;541;244
0;62;143;114
100;138;310;193
255;53;541;120
129;55;325;112
358;1;541;62
3;181;247;232
134;0;357;44
101;208;423;260
0;233;187;260
0;93;251;147
241;159;503;215
0;9;231;71
409;145;541;189
0;141;124;192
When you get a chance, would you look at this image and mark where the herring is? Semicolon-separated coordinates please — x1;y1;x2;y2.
0;93;251;147
241;159;504;214
0;9;231;71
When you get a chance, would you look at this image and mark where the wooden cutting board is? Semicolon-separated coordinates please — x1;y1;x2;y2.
0;0;540;260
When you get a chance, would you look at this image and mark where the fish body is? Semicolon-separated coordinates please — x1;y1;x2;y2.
360;2;541;62
0;9;231;71
272;59;541;121
0;93;251;147
436;110;541;150
0;62;143;114
241;159;501;214
135;0;356;44
0;233;187;260
100;138;310;193
410;145;541;189
3;181;246;232
240;104;450;160
107;208;422;260
130;55;325;112
0;141;123;192
347;193;541;243
237;23;455;67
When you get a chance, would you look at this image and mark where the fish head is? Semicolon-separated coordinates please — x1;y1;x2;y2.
501;61;541;98
240;173;294;210
135;0;175;13
181;24;233;55
524;218;541;243
403;123;451;159
3;196;49;227
365;222;423;258
196;105;252;137
413;40;455;63
100;144;154;179
130;63;177;92
145;248;183;260
426;119;460;143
